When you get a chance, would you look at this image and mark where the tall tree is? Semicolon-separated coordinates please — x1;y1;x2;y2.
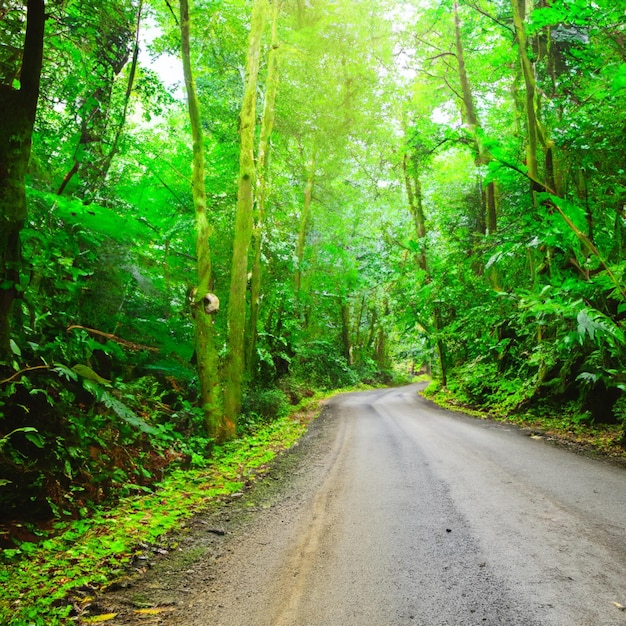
180;0;222;438
247;0;282;375
223;0;268;434
0;0;45;361
453;0;496;234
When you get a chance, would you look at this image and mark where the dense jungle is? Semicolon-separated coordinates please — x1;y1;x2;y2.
1;0;626;621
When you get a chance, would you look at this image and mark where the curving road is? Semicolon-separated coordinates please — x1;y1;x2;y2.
108;385;626;625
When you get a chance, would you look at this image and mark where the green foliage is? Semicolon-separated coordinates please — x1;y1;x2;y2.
240;387;290;432
0;411;309;625
2;0;625;586
290;340;359;390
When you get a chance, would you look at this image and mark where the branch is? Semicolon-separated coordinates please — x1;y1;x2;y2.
0;365;51;386
66;325;159;352
442;75;464;102
163;0;179;26
427;52;458;62
466;1;515;35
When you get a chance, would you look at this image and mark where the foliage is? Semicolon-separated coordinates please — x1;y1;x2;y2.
0;410;309;625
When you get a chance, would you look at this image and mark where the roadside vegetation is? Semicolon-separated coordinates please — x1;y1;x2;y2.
0;393;327;625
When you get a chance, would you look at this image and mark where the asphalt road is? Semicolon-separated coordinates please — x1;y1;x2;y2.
107;385;626;625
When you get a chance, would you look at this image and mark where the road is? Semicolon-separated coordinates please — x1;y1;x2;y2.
106;385;626;625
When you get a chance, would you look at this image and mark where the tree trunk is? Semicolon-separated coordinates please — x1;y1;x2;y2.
294;159;315;294
403;153;427;272
247;0;281;376
223;0;268;433
404;143;448;386
180;0;222;439
511;0;540;185
95;0;144;196
340;301;352;366
353;294;366;356
453;1;497;233
0;0;45;361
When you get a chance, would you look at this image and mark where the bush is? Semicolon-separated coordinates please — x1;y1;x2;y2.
240;387;290;432
291;340;358;390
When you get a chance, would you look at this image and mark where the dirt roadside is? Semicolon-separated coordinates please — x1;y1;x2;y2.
84;403;338;625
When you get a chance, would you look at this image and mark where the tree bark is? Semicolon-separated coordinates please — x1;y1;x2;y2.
295;159;315;294
403;144;447;386
223;0;268;433
0;0;45;361
247;0;281;376
340;301;352;366
96;0;144;194
180;0;222;439
454;1;497;233
403;153;427;271
511;0;540;184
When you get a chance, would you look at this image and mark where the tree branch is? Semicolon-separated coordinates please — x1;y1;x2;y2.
66;325;159;352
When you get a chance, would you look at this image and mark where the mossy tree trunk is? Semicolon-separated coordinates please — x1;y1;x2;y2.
340;301;352;366
294;160;315;295
403;150;447;386
453;0;497;234
247;0;281;376
223;0;268;434
511;0;540;186
180;0;222;439
0;0;45;362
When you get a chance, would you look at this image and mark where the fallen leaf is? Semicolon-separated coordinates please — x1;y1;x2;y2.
613;602;626;611
82;614;118;624
134;607;175;615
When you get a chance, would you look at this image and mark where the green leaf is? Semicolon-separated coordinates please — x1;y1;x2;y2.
9;339;21;356
611;64;626;95
82;380;157;435
72;364;111;385
53;364;78;382
24;431;45;449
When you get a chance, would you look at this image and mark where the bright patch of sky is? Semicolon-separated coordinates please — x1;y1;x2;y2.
140;17;184;99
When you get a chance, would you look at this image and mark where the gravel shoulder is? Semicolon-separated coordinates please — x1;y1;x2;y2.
94;400;341;625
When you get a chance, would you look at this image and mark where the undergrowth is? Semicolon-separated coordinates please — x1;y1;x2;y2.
423;381;626;458
0;397;320;626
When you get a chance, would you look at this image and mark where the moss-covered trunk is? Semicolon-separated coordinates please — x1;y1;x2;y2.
180;0;222;439
223;0;268;434
511;0;540;184
0;0;45;362
453;0;497;234
294;161;315;295
403;149;447;386
247;0;281;376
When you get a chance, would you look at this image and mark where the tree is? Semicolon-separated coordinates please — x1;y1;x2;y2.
223;0;269;436
180;0;222;438
0;0;45;362
247;0;282;375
